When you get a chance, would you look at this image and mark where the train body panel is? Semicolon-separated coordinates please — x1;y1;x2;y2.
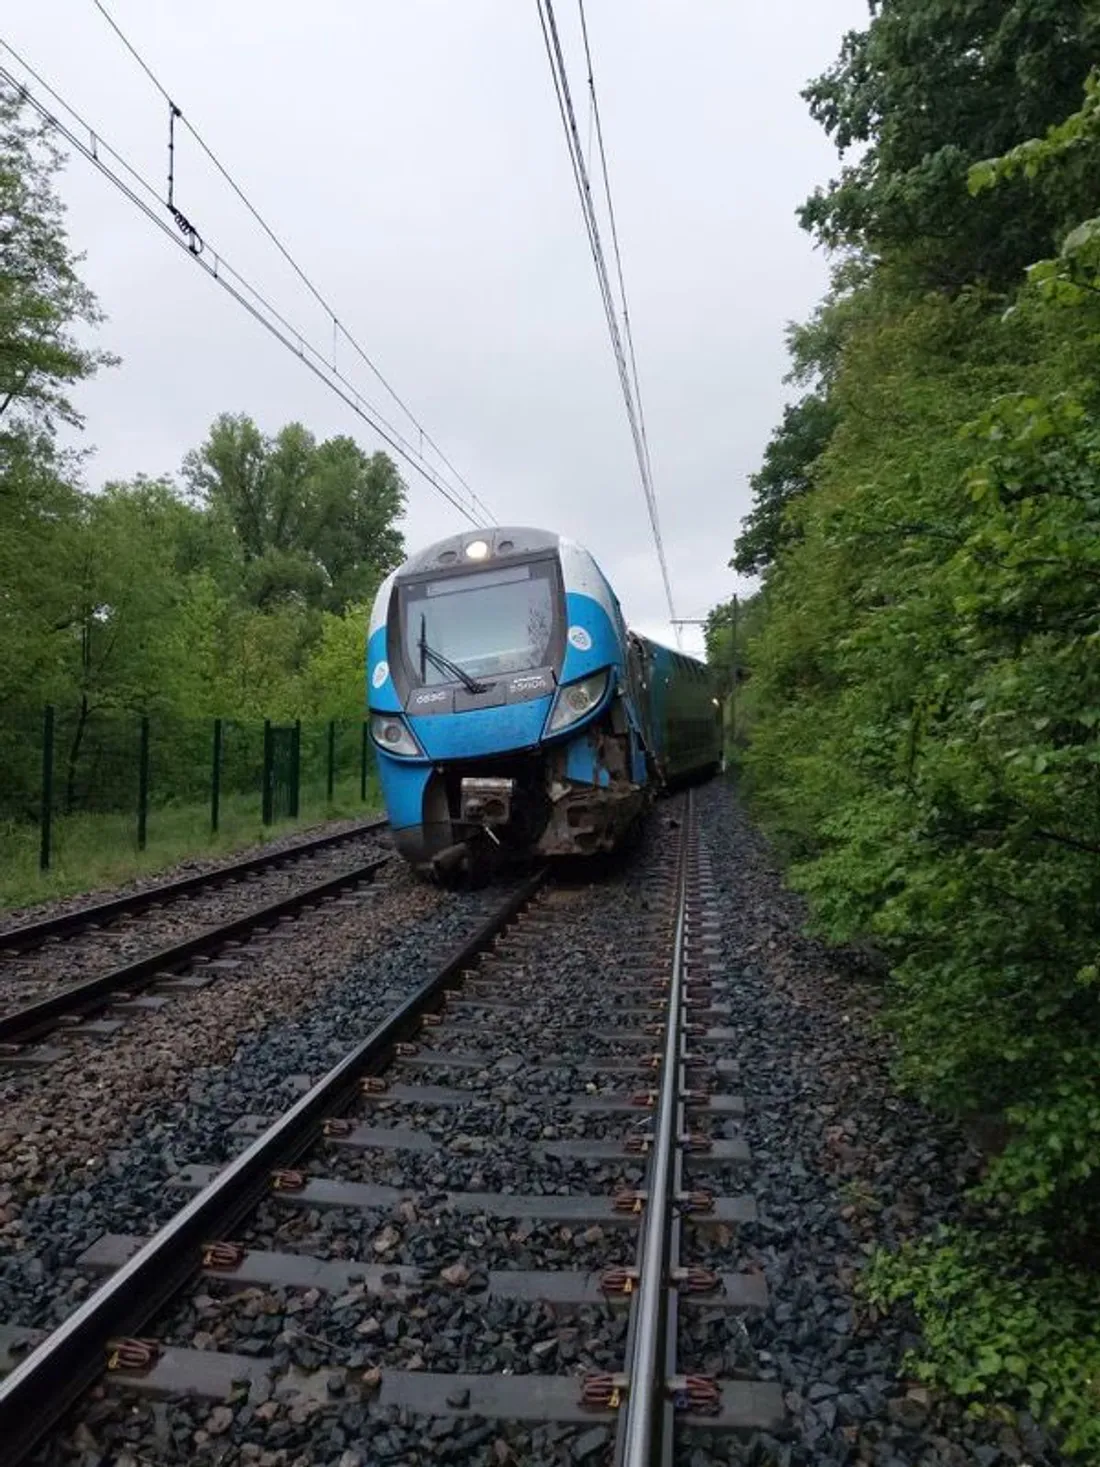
367;526;720;874
635;636;723;784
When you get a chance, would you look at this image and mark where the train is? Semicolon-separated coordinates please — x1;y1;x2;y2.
366;526;722;875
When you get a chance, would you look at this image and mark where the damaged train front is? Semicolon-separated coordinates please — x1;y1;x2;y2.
366;527;652;877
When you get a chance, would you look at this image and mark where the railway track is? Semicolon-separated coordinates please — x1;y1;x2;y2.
0;817;388;957
0;847;390;1059
0;793;782;1463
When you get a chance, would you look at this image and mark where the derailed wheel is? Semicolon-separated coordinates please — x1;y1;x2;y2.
428;836;495;890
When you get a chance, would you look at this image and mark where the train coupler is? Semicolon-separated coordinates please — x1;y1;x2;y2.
460;775;514;826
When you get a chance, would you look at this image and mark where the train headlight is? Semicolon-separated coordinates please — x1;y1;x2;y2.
546;669;610;734
370;713;423;758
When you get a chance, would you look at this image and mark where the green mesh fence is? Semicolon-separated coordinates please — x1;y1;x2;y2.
0;707;377;903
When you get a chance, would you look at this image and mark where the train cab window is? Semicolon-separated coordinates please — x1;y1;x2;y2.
398;560;561;685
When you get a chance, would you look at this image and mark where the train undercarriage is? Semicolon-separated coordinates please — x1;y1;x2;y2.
391;720;649;881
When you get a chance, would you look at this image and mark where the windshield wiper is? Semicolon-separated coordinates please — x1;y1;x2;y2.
418;616;488;695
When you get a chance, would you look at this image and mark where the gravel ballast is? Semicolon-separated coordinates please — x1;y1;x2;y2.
9;784;1070;1466
23;810;686;1466
0;865;515;1323
0;826;388;1014
678;779;1067;1467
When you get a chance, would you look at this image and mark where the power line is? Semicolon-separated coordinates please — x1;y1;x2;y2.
535;0;678;640
91;1;495;528
0;40;490;528
576;0;652;485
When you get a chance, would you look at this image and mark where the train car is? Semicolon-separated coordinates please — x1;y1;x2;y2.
635;636;724;786
367;526;721;874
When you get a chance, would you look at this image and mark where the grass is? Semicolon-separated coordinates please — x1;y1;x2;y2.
0;774;383;915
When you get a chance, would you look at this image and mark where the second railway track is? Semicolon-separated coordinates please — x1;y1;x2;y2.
0;790;782;1465
0;820;390;1058
0;817;389;957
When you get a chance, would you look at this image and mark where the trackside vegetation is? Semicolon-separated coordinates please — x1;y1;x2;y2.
725;4;1100;1455
0;83;401;902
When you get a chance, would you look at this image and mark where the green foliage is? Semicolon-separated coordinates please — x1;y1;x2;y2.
800;2;1100;289
732;24;1100;1455
183;414;404;613
0;83;115;440
0;83;406;859
733;394;836;576
0;735;382;912
865;1229;1100;1457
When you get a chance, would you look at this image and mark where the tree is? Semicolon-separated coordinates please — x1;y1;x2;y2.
183;414;405;612
733;394;836;576
728;50;1100;1448
0;84;114;441
800;1;1100;289
0;84;121;727
306;435;404;612
0;436;80;706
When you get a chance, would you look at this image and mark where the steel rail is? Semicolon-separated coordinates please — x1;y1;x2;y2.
0;855;390;1047
0;818;388;956
0;870;545;1464
616;792;691;1466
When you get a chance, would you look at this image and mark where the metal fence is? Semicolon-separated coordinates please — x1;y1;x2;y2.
0;707;376;873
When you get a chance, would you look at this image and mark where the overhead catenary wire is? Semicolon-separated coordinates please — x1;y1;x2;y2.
535;0;679;642
91;0;496;528
576;0;652;488
0;39;490;528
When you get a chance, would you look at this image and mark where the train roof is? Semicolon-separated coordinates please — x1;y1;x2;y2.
395;526;560;577
631;631;711;674
383;529;710;676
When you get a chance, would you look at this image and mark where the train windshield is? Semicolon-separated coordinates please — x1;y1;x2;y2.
399;561;560;685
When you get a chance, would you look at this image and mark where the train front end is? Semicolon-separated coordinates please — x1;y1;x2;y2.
367;527;650;874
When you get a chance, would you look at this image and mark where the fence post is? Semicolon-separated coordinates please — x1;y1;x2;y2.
326;719;336;803
360;720;368;803
137;714;150;851
291;720;301;818
211;718;223;833
39;705;55;872
262;718;273;825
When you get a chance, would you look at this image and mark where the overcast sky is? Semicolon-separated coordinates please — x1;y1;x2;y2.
6;0;867;655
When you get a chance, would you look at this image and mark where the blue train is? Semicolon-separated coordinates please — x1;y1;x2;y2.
367;526;722;875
